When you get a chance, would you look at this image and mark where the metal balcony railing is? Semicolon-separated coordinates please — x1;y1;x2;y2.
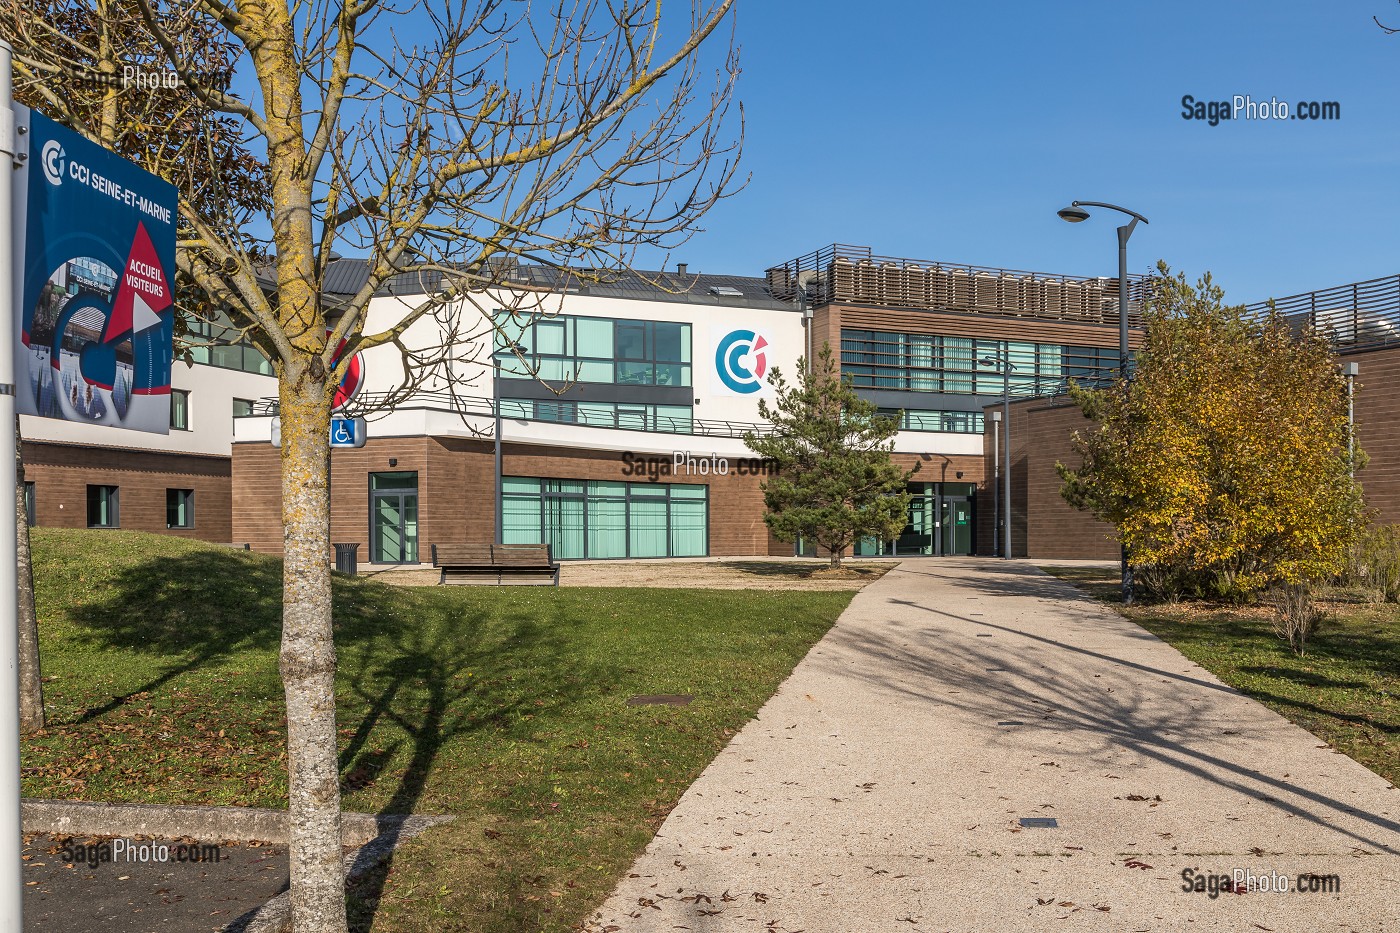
240;392;778;439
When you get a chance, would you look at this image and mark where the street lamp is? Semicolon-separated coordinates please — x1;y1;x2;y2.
989;410;1002;557
492;342;525;545
1341;362;1359;477
1058;199;1149;603
979;353;1016;559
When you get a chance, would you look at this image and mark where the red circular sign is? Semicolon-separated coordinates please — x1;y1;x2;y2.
330;336;363;411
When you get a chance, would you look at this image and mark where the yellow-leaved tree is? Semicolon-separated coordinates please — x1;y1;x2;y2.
1059;263;1366;601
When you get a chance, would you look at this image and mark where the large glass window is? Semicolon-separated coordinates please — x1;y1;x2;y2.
87;485;119;528
878;408;985;434
841;329;1122;399
496;313;692;388
186;308;274;375
502;398;693;434
23;482;34;527
502;477;708;559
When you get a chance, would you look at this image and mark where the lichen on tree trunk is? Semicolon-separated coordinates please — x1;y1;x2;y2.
15;418;43;734
277;362;346;931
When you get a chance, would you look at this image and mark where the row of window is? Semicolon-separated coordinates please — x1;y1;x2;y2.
501;398;694;434
876;408;986;434
185;309;275;376
503;477;708;560
841;330;1122;397
496;313;693;387
23;483;196;530
167;391;257;432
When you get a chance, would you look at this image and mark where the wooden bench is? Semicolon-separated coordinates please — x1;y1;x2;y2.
430;544;560;586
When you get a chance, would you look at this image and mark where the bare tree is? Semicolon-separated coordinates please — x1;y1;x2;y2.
16;1;741;929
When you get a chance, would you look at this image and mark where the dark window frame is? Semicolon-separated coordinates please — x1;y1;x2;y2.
86;485;119;528
170;388;191;431
166;488;195;529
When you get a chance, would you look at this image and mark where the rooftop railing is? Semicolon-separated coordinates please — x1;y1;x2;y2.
1246;273;1400;354
765;244;1152;327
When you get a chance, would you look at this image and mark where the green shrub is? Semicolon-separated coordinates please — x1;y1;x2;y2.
1344;524;1400;603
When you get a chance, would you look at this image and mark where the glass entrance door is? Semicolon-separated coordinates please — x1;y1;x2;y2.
939;497;973;556
371;472;419;563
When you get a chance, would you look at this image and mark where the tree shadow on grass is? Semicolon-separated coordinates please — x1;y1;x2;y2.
53;545;625;930
335;594;600;932
1237;666;1371;691
58;548;287;724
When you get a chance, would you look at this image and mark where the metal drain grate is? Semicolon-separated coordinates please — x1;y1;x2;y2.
1018;817;1058;828
626;694;694;706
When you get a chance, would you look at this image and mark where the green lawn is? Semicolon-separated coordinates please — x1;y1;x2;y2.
1041;565;1399;788
23;529;854;932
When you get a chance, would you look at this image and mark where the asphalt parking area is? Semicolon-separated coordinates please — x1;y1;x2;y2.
21;833;288;932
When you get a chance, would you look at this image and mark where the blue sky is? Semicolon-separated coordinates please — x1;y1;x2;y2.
660;0;1400;304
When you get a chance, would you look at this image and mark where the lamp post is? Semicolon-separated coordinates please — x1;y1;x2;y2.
1057;199;1149;604
1339;361;1359;477
979;354;1016;559
990;410;1002;557
492;343;524;545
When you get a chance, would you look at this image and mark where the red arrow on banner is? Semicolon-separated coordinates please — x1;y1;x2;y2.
103;222;173;344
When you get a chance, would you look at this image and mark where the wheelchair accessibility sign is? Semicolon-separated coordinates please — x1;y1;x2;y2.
330;417;367;448
269;416;367;448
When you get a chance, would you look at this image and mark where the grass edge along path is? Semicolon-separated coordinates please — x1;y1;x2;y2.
22;528;857;932
1040;564;1399;791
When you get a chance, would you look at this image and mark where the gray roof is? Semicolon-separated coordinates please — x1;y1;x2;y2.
307;258;795;311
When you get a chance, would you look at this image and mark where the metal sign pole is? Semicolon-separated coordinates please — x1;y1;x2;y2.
0;38;24;933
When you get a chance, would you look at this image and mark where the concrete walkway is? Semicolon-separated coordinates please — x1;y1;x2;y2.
583;560;1400;933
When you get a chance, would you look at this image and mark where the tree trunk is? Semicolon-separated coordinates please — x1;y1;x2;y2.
829;547;843;570
15;419;43;734
278;364;345;932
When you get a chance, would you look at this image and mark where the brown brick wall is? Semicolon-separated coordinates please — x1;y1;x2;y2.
22;440;232;543
1022;398;1120;559
981;396;1119;560
1349;347;1400;525
234;438;789;559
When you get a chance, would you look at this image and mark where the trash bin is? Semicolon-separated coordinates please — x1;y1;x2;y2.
333;542;359;576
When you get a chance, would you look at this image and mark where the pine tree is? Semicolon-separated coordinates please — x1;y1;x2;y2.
745;345;917;568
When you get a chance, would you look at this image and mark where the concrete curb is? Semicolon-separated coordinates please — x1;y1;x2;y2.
21;798;420;848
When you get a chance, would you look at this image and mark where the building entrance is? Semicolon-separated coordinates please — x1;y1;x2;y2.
370;471;419;563
855;482;975;557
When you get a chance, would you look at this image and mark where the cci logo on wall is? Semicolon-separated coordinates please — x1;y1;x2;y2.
713;328;770;395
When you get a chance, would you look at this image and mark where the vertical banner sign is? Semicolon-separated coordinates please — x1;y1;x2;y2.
14;107;176;433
